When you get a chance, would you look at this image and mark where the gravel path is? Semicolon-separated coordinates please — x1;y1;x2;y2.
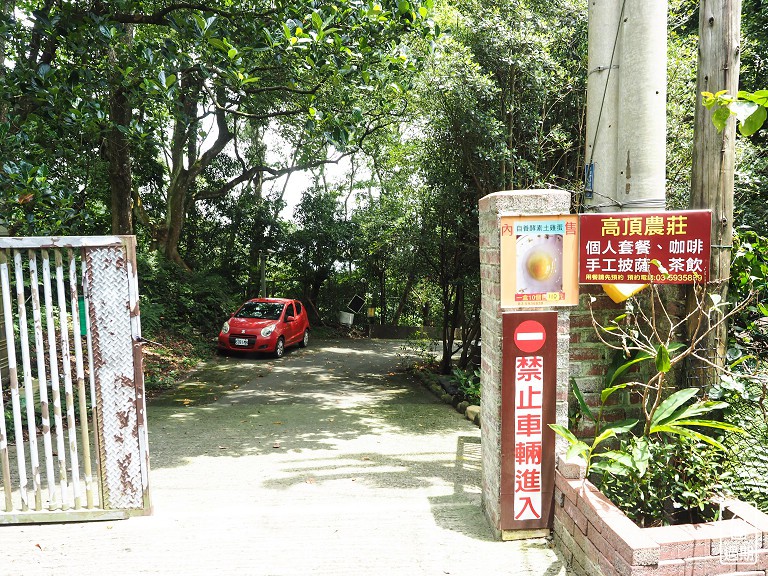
2;338;568;576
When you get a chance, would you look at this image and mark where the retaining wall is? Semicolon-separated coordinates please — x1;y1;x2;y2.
554;457;768;576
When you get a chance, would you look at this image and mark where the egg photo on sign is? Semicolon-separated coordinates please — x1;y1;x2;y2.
515;234;563;295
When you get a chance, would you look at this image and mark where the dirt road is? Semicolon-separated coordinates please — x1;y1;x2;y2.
2;338;567;576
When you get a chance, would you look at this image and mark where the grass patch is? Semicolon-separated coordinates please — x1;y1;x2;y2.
143;330;217;406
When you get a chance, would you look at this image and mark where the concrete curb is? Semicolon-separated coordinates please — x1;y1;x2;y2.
411;367;481;427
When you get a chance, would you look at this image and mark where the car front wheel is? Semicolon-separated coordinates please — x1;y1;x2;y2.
299;329;309;348
274;337;285;358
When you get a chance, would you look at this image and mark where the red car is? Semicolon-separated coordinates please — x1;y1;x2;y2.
218;298;310;358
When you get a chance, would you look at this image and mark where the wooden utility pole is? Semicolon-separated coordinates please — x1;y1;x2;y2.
687;0;742;385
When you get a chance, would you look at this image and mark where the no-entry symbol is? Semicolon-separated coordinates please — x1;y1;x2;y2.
514;320;547;353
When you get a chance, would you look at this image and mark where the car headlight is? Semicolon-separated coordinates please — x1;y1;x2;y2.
221;321;230;334
261;324;276;337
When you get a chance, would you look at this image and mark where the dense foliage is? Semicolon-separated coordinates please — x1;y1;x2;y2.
1;0;766;382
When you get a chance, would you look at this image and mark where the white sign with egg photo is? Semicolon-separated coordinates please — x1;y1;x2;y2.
499;214;579;308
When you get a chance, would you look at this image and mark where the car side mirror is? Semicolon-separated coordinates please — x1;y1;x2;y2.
285;315;295;323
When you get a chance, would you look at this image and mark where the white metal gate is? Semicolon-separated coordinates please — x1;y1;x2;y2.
0;236;150;523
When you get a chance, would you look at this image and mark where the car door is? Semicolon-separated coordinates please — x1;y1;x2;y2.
294;300;308;330
283;302;298;345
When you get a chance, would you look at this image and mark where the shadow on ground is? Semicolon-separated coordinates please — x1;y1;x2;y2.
147;339;460;467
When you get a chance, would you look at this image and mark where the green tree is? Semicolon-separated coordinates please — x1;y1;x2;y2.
0;0;435;268
287;185;352;323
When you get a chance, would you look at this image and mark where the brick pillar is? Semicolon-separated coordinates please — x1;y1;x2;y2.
479;190;571;538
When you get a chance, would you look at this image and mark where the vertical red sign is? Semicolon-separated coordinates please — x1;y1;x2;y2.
501;312;557;530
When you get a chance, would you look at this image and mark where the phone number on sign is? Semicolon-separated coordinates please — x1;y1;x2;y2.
634;273;703;283
586;272;704;283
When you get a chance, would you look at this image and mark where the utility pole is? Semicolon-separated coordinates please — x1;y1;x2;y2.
615;1;667;212
583;1;668;302
584;0;620;211
687;0;742;385
584;0;667;214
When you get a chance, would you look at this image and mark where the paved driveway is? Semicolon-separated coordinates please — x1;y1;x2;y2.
3;338;568;576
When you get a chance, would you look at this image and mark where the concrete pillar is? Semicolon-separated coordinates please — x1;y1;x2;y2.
584;0;621;210
616;0;668;210
585;0;667;212
478;190;571;539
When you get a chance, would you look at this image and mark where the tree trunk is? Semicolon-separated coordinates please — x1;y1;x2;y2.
107;24;135;235
392;268;416;326
161;174;193;269
458;297;480;370
157;77;232;267
378;266;387;325
108;84;134;234
439;282;462;375
686;0;741;387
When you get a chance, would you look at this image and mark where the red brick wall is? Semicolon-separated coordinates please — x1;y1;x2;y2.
568;285;687;439
553;459;768;576
569;286;635;438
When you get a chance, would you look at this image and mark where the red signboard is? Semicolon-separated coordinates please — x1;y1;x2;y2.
501;312;556;531
578;210;711;284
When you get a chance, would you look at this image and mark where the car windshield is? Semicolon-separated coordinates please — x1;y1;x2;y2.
234;302;284;320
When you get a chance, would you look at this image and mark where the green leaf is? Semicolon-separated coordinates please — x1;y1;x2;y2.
566;442;590;462
192;13;207;33
651;424;727;451
208;38;227;51
602;418;639;435
597;450;635;470
312;11;323;31
712;106;732;132
739;105;767;137
592;428;617;447
650;388;699;427
672;419;744;434
549;424;579;445
590;459;631;475
672;400;727;419
749;90;768;106
632;437;650;477
601;382;631;404
607;351;653;386
730;100;759;124
571;379;595;423
655;344;671;373
227;47;238;59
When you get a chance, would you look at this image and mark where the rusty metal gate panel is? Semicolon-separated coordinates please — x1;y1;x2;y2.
0;236;150;524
